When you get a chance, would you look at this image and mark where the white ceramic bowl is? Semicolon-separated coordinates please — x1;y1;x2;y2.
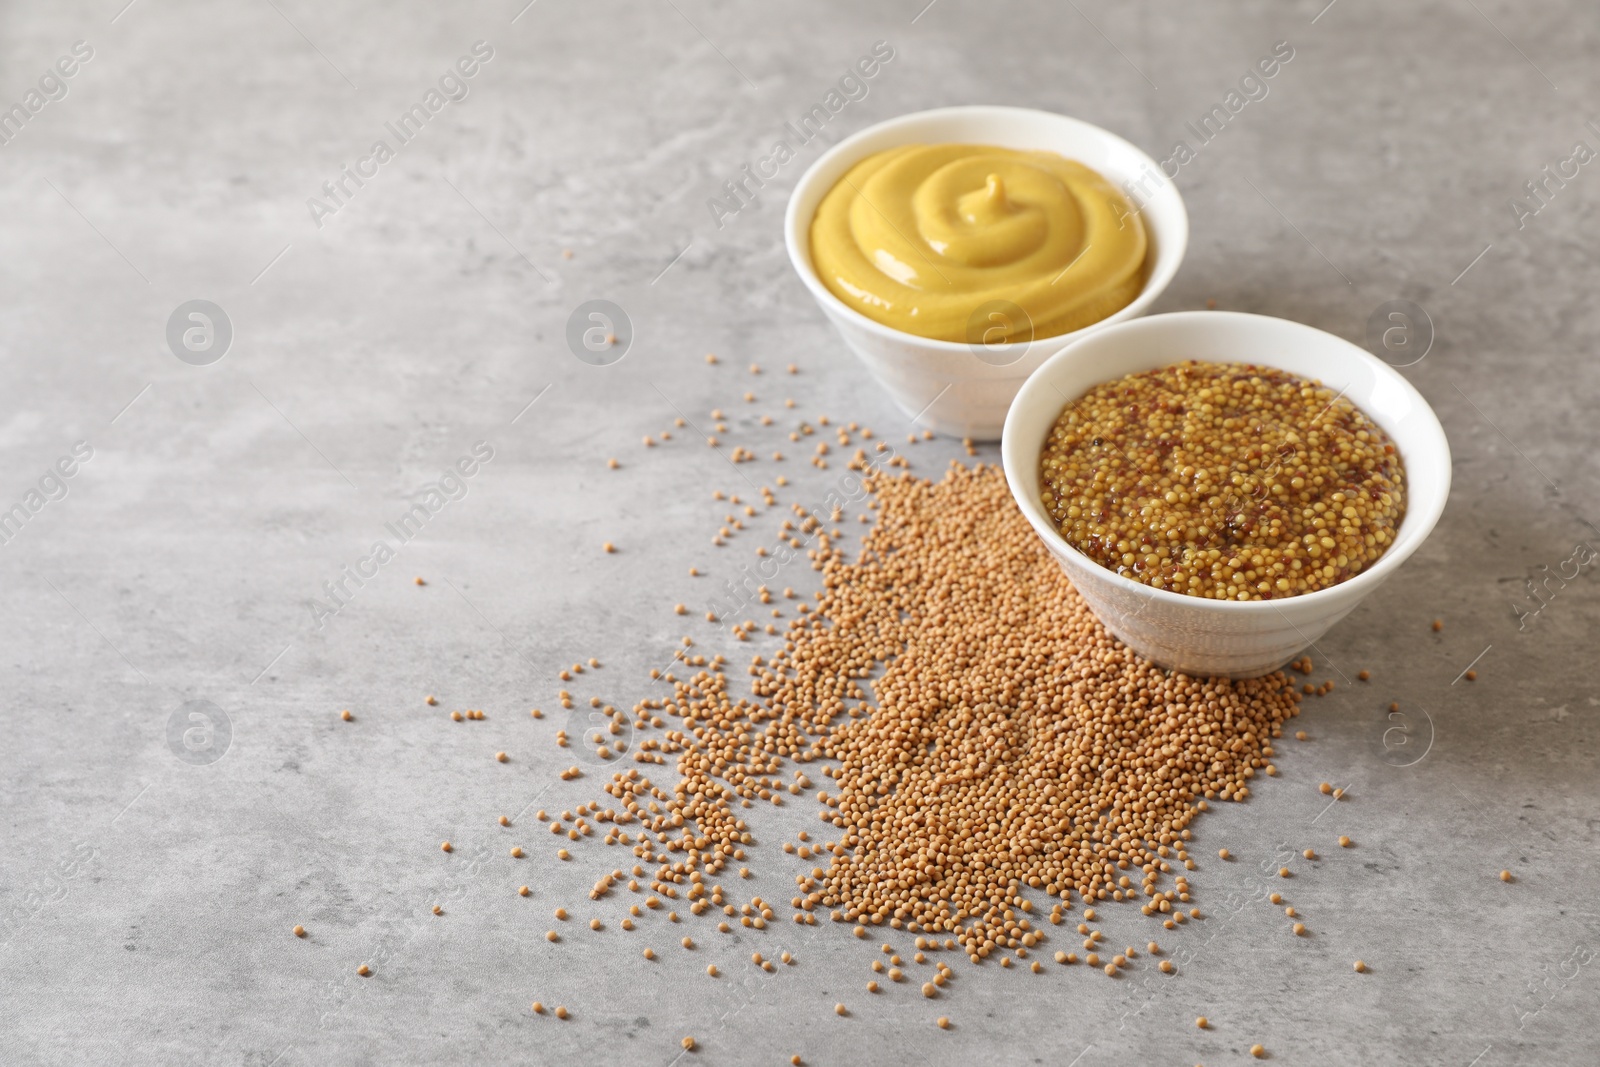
1001;311;1452;678
785;105;1187;441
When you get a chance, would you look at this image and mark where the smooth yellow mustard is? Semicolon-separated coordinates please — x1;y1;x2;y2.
809;144;1147;343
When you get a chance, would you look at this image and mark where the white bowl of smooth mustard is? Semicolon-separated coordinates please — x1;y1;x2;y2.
785;105;1188;440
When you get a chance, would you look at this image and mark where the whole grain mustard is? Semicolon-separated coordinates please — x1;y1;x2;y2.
1038;361;1406;599
809;144;1147;342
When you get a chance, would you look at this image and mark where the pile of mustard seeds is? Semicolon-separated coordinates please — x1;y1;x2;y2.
572;463;1301;961
1038;361;1406;600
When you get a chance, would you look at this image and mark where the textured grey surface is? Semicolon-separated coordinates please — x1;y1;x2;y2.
2;0;1598;1064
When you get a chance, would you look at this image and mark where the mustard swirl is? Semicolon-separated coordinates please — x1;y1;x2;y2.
809;144;1148;343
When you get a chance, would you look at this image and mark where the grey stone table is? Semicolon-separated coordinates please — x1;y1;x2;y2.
3;1;1597;1064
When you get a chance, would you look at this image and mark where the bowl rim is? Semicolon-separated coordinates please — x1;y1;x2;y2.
1000;309;1453;615
783;104;1189;355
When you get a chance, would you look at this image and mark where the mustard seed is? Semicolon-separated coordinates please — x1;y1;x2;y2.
542;465;1306;993
682;1037;696;1050
1354;960;1366;972
1251;1044;1266;1058
554;1006;568;1019
356;964;370;976
293;925;306;938
1338;836;1352;848
1501;870;1513;882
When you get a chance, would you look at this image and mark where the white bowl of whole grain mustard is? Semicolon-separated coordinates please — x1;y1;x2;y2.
785;105;1187;441
1001;311;1452;678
